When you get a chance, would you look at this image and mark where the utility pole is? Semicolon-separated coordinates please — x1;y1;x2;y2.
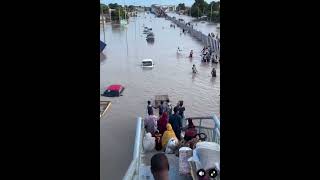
210;4;213;22
100;2;106;43
197;6;199;19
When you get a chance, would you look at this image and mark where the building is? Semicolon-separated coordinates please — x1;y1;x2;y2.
135;6;145;12
150;4;172;17
167;5;176;12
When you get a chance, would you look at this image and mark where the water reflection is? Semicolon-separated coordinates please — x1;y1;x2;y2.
146;39;154;44
142;67;154;71
200;61;210;67
210;76;216;84
192;73;196;82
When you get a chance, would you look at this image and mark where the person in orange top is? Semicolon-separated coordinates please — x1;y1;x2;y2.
161;123;178;149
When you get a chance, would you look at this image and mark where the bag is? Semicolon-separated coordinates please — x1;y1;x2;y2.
143;133;155;152
154;132;162;151
165;138;178;154
193;142;220;171
179;147;193;175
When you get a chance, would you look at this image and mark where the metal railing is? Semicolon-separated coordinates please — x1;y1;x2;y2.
123;115;220;180
123;117;142;180
185;115;220;144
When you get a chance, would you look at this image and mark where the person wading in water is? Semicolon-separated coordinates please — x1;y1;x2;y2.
192;64;198;74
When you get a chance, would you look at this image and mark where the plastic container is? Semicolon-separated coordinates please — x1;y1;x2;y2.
179;147;193;175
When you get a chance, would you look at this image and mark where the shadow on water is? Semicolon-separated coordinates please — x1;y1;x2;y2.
176;52;184;59
210;76;217;84
111;23;124;33
192;73;197;82
200;61;211;67
142;67;154;71
146;39;155;45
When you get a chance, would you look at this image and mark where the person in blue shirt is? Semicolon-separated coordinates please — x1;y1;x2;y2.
169;107;182;140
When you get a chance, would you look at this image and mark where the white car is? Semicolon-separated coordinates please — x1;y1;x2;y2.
141;59;154;68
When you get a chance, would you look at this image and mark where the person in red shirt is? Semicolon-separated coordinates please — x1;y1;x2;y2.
184;118;197;141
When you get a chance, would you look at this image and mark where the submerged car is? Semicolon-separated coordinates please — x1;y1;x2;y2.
102;84;125;97
141;59;154;68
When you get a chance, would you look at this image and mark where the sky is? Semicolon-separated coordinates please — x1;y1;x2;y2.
101;0;219;7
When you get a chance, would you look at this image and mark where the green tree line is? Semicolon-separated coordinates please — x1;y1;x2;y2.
189;0;220;22
100;3;128;21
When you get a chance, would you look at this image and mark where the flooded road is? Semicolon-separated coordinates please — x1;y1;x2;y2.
166;12;220;36
100;13;219;180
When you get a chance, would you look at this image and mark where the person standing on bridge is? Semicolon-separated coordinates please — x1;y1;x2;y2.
158;101;165;116
166;100;173;116
157;112;169;135
176;101;186;119
144;111;158;136
169;107;182;141
147;100;155;115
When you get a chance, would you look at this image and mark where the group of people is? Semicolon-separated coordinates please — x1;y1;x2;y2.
192;64;216;77
145;101;211;180
209;32;219;40
176;33;218;76
188;46;218;63
188;47;217;77
201;46;215;62
208;32;215;38
145;100;187;150
147;118;203;180
169;24;176;28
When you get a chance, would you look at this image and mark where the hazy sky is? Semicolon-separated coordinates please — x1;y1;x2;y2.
101;0;219;7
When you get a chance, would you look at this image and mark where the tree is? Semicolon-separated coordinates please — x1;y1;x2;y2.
208;11;219;22
190;0;209;18
110;7;126;21
100;3;109;14
128;5;135;12
208;1;220;22
177;3;186;11
209;1;220;12
108;3;120;9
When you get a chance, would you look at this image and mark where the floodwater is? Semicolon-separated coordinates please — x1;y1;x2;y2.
100;12;220;180
166;12;220;36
